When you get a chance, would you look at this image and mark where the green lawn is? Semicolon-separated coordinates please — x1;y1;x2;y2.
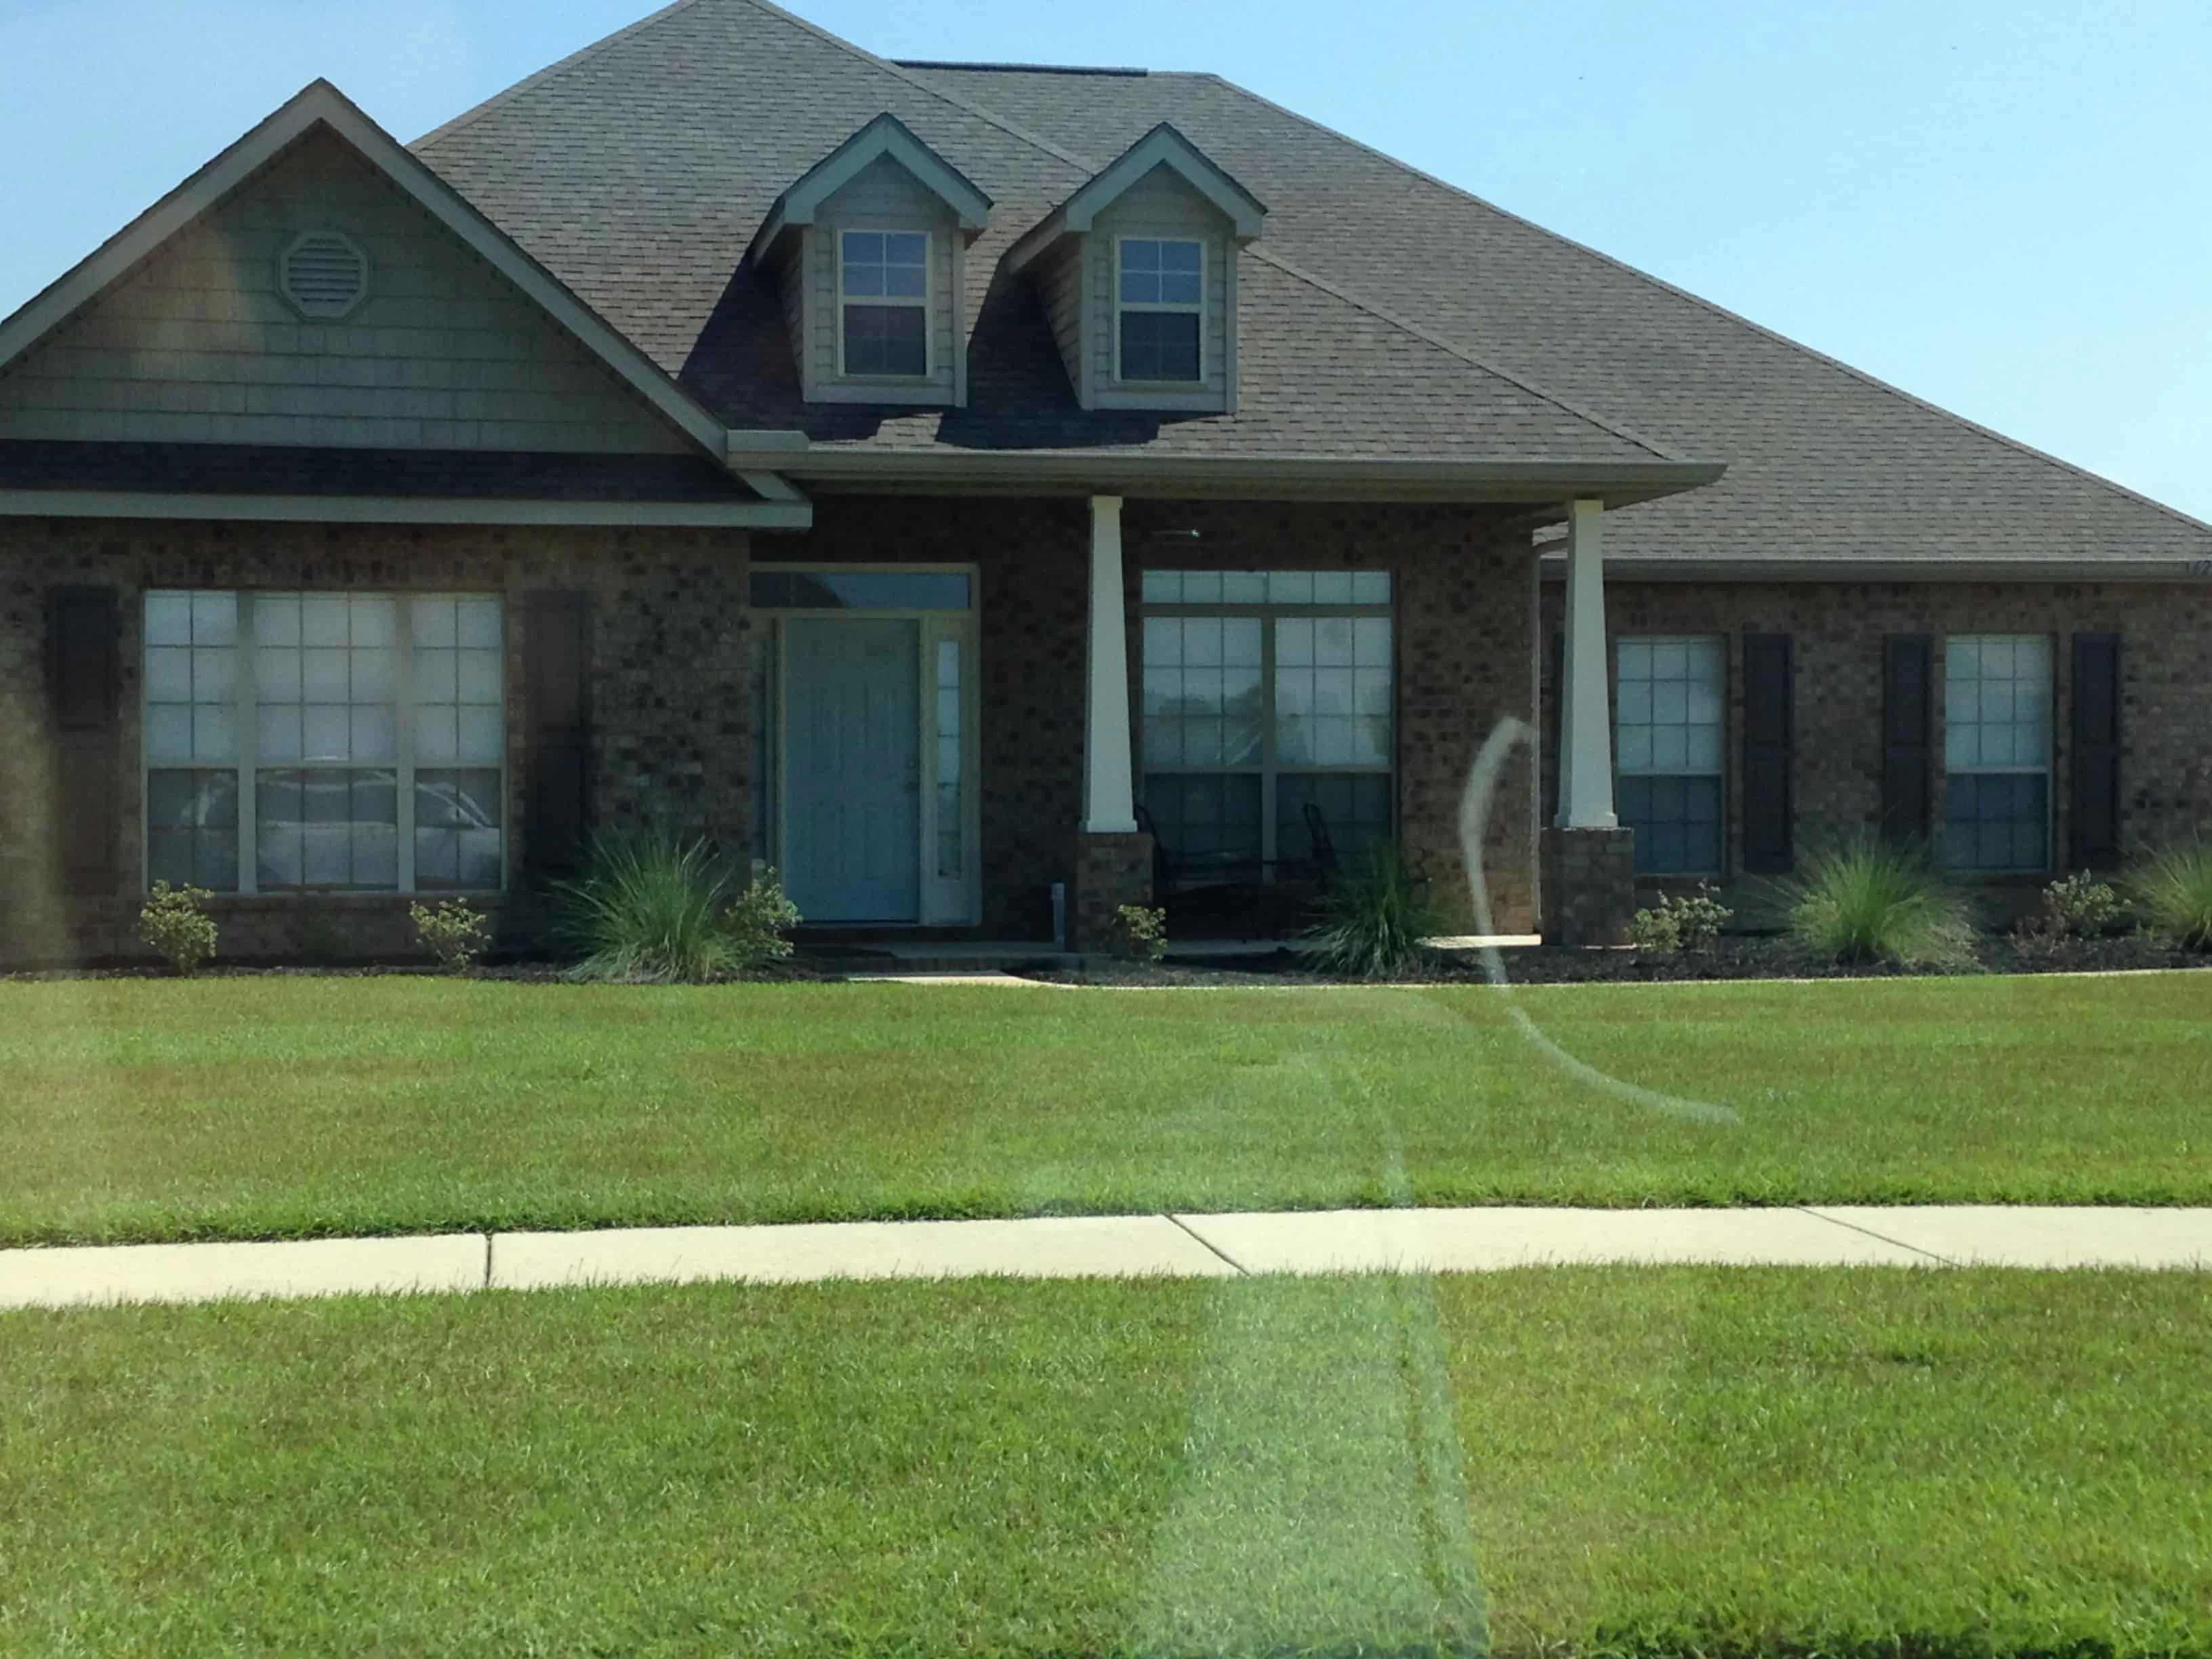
3;972;2209;1246
4;1268;2208;1656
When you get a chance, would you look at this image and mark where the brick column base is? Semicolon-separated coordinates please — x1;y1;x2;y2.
1071;831;1155;952
1540;825;1636;948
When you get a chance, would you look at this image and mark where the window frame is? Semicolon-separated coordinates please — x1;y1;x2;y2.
140;590;508;898
1138;571;1395;875
1613;633;1728;878
834;227;933;381
1113;235;1206;388
1941;632;2055;875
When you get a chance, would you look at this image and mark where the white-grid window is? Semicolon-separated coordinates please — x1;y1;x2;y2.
143;591;505;895
1139;571;1393;878
838;230;928;377
1615;636;1725;875
1944;634;2051;872
1117;238;1203;383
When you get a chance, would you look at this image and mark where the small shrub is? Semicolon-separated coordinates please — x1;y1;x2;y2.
1296;846;1450;980
724;868;802;972
554;834;745;983
1632;881;1732;955
2041;871;2123;940
411;899;492;974
1627;904;1681;954
2126;840;2212;951
1780;840;1976;970
1111;903;1168;963
138;881;218;975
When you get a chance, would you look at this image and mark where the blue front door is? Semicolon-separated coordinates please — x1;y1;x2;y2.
782;617;921;922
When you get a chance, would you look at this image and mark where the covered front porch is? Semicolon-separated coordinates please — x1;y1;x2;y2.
749;491;1636;949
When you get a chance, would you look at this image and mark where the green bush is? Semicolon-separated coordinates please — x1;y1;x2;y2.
1111;903;1168;963
1295;846;1450;980
1626;904;1681;954
555;836;756;983
1780;840;1976;970
1629;882;1732;955
138;881;218;976
410;899;493;974
724;868;802;972
2041;870;2123;939
2126;840;2212;951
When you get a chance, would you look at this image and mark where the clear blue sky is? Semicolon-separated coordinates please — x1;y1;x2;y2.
3;0;2206;518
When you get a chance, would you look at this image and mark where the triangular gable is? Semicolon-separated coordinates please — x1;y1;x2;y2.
747;112;994;264
0;80;729;458
1006;123;1266;272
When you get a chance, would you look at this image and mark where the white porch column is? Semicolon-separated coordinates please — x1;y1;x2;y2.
1555;496;1618;829
1082;494;1139;834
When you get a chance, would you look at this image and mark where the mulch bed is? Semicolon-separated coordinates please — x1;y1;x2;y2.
1024;933;2211;987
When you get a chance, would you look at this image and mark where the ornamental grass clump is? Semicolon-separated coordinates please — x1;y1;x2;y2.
1781;839;1976;970
2126;840;2212;951
1296;845;1450;980
554;835;753;983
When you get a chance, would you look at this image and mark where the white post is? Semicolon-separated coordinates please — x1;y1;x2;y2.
1082;494;1139;834
1556;497;1618;829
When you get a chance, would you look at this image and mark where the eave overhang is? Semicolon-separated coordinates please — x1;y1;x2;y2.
720;443;1724;507
0;490;811;528
1539;552;2212;583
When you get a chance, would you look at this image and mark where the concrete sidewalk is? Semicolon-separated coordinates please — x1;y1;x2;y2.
6;1206;2211;1311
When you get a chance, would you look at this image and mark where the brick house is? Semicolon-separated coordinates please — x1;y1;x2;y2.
3;0;2209;966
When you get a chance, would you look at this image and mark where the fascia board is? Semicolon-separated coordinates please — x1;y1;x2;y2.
0;490;813;529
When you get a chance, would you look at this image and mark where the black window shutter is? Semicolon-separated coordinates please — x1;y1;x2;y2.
1741;632;1794;874
523;592;593;885
1881;634;1933;845
2069;632;2122;869
47;588;122;897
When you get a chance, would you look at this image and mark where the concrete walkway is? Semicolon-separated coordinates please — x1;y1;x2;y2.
5;1206;2210;1311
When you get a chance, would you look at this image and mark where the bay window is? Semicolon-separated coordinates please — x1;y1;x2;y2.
143;590;505;894
1140;569;1392;878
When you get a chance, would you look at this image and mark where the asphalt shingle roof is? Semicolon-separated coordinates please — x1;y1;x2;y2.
414;0;2212;566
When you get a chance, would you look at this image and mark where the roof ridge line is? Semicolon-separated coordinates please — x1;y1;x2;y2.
413;0;714;148
726;0;1101;178
1248;247;1685;464
1202;73;2212;539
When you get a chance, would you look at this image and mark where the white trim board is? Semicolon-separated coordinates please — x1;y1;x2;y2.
0;490;813;529
0;79;731;462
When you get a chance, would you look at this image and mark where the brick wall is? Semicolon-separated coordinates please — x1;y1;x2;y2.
1538;576;2212;909
3;497;1547;966
1119;501;1540;933
0;516;750;966
783;497;1544;936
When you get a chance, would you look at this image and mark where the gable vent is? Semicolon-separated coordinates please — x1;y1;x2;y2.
279;231;369;319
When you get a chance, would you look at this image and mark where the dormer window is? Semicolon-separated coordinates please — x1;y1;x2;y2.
840;230;930;377
1005;123;1266;414
1116;238;1203;384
